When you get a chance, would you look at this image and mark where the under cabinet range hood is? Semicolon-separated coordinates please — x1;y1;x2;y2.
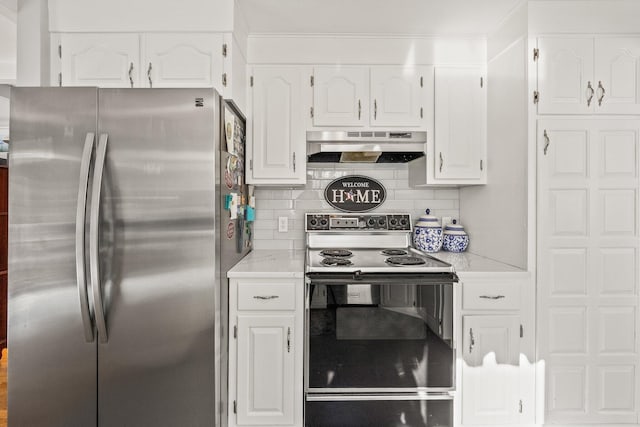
307;130;426;163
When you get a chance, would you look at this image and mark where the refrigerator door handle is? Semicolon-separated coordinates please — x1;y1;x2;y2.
76;132;96;342
90;133;109;343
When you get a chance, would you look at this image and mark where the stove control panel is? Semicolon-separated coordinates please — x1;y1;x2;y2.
305;213;411;231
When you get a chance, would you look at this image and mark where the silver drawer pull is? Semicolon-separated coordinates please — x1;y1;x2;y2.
253;295;279;300
479;295;505;300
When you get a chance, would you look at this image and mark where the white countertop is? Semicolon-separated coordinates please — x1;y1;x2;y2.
227;249;528;279
227;249;306;278
427;250;528;277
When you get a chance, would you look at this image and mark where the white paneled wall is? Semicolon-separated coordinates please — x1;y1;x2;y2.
252;163;460;250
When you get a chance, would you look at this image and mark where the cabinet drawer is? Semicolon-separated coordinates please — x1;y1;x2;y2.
237;282;296;311
463;283;520;310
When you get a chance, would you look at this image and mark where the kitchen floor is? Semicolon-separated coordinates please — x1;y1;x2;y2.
0;349;6;426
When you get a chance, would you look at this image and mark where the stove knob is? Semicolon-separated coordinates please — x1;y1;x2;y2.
309;218;318;227
367;218;376;227
389;218;398;227
320;218;328;227
378;218;386;226
400;218;408;227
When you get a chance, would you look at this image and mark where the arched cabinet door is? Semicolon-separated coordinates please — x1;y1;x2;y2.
312;66;368;127
595;37;640;114
59;33;141;88
370;66;429;127
143;33;223;90
249;66;306;185
536;37;595;114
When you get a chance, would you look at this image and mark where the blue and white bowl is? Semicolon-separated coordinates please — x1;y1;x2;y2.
442;220;469;253
413;209;443;253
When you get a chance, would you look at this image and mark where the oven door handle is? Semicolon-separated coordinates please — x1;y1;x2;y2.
307;273;458;286
306;393;454;401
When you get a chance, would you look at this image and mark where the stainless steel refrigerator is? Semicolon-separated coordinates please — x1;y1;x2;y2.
8;87;251;426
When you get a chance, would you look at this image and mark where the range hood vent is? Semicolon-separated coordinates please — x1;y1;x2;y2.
307;130;426;163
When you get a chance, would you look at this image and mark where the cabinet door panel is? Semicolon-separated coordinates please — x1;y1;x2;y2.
370;66;428;127
60;33;140;88
434;67;485;180
537;119;640;424
236;314;295;426
595;37;640;114
144;33;223;89
537;37;594;114
250;67;305;184
313;66;368;126
462;315;521;425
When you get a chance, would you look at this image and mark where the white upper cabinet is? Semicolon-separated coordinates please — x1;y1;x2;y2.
537;36;640;114
434;67;486;182
595;37;640;114
370;66;429;127
143;33;223;88
58;33;141;88
312;66;368;126
249;66;306;185
55;32;226;92
537;37;595;114
312;65;429;127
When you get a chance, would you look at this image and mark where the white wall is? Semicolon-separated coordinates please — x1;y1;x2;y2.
0;11;15;132
459;3;529;269
253;163;460;250
248;35;486;65
529;0;640;34
16;0;48;86
0;13;16;82
48;0;234;32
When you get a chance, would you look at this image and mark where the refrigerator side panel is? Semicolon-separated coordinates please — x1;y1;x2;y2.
96;88;217;426
219;100;250;427
8;87;98;427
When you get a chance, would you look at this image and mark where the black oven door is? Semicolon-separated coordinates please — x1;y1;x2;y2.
306;272;457;393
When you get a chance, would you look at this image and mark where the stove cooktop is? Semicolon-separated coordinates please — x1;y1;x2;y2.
306;247;454;273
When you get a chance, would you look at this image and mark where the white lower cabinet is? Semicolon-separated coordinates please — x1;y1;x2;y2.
459;276;533;426
461;315;521;425
228;278;303;427
236;314;295;426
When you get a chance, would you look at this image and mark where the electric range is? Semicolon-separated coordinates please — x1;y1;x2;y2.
304;213;458;427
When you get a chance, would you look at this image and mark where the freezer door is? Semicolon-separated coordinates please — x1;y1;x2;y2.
8;87;98;427
96;89;217;426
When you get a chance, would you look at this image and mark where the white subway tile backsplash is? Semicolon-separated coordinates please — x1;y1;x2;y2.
434;189;460;200
394;189;435;200
253;219;277;230
394;169;409;179
254;240;295;250
253;228;274;240
252;164;460;248
254;209;274;220
273;229;305;240
294;199;331;210
257;199;294;210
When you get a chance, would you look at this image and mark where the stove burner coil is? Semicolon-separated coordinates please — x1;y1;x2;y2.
385;256;426;266
321;257;353;266
381;249;408;256
320;249;353;258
